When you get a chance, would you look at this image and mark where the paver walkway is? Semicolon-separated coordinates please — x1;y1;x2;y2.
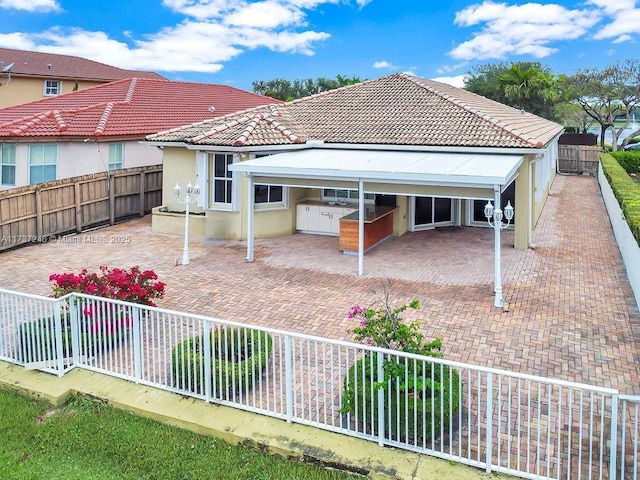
1;174;638;392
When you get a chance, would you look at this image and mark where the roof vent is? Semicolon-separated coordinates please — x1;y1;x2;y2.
208;106;216;112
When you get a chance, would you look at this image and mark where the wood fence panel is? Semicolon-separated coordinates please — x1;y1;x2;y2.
79;178;109;229
0;165;162;251
558;145;602;174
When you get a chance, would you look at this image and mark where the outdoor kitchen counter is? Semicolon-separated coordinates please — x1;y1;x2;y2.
338;205;397;253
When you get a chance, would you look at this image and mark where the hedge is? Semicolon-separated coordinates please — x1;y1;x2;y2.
171;327;273;396
610;151;640;175
341;353;461;444
601;153;640;246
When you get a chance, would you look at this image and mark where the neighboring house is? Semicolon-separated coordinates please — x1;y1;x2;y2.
0;78;277;189
0;48;164;108
146;73;563;304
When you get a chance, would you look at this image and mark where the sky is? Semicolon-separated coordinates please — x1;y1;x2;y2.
0;0;638;90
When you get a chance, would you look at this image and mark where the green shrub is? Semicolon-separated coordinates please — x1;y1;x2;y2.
601;153;640;246
611;151;640;175
341;353;461;444
171;327;273;396
16;313;127;365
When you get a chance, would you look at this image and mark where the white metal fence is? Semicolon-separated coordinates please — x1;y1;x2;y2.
1;288;638;479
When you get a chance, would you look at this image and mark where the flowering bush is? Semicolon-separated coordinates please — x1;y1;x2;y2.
348;300;443;357
49;265;165;306
341;286;460;443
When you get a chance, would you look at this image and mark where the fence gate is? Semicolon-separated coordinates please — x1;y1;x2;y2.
558;145;602;174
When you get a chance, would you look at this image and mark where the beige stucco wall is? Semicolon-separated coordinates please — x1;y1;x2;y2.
0;76;105;108
153;145;559;247
1;140;161;189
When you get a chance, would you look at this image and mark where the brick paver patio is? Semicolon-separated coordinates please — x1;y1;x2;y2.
1;174;638;393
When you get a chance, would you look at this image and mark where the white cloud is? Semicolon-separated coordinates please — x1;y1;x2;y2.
449;1;600;60
431;75;467;89
612;34;633;43
436;62;467;74
0;0;365;74
373;60;396;69
224;1;305;28
0;0;60;12
592;5;640;41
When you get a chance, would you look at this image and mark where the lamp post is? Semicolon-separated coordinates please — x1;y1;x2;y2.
174;182;201;266
484;199;514;308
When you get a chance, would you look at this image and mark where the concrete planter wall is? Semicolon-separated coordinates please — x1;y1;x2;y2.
598;164;640;309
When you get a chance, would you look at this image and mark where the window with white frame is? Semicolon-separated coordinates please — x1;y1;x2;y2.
109;143;124;170
322;188;374;203
1;143;16;186
210;153;234;205
29;144;57;184
43;80;61;96
253;153;285;205
255;184;283;204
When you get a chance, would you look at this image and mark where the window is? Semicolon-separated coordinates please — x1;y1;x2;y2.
255;185;283;204
109;143;124;170
211;153;234;205
1;143;16;186
43;80;61;96
322;188;374;203
29;144;57;184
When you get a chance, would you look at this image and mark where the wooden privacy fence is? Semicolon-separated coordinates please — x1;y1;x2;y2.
0;165;162;251
558;145;603;174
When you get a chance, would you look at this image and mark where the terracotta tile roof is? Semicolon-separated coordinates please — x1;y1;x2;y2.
147;73;563;149
0;48;164;81
0;78;278;138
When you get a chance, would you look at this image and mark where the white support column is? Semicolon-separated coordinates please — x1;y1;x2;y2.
493;186;503;308
358;178;364;276
246;174;255;262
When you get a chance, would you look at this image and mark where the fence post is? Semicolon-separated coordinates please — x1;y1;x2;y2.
486;372;493;473
53;299;65;377
139;171;146;217
377;352;385;447
285;335;293;423
69;294;81;367
133;306;142;383
74;182;82;233
35;188;43;240
109;174;115;225
203;321;212;401
610;394;619;480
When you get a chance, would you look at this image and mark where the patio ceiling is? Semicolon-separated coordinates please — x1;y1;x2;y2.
229;148;524;198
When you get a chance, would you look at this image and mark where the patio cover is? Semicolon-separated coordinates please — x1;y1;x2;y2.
230;149;524;198
229;148;524;308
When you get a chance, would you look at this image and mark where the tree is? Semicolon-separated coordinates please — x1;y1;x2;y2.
252;75;364;101
553;102;595;134
564;60;640;150
465;62;561;119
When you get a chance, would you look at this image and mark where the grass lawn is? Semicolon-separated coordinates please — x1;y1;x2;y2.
0;388;359;480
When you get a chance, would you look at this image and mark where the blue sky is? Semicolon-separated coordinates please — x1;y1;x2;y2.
0;0;637;90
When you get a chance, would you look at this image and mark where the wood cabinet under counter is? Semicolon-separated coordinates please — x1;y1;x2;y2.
339;205;397;253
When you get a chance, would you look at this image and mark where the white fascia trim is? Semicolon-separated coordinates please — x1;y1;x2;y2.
231;165;516;187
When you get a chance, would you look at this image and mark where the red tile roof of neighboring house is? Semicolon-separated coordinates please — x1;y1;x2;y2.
0;48;164;81
147;73;564;149
0;78;278;138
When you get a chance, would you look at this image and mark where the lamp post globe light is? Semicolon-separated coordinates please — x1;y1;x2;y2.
484;199;514;308
174;182;201;266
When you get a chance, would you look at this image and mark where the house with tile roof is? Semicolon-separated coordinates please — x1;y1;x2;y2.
0;78;276;188
146;73;563;306
0;48;164;108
